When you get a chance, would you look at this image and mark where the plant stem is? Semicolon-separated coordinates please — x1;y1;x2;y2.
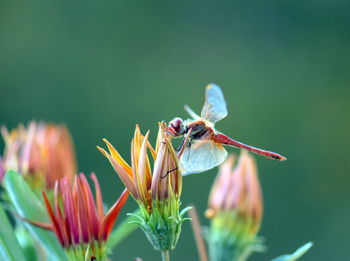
188;205;208;261
161;250;170;261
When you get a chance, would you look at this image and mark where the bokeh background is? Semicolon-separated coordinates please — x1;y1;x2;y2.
1;1;349;260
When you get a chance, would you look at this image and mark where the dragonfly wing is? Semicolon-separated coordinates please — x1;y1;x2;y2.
179;139;228;175
184;104;201;120
201;84;228;123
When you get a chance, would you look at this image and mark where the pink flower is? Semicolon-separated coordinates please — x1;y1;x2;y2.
1;122;77;189
27;173;129;259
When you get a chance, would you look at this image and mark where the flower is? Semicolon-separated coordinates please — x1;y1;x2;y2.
1;122;76;189
27;173;129;261
205;152;264;261
97;123;186;252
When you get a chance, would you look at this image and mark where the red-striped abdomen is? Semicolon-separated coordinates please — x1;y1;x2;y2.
214;133;287;161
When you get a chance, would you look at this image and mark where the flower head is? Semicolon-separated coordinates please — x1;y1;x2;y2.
206;151;263;261
98;122;186;251
28;173;129;260
1;122;76;189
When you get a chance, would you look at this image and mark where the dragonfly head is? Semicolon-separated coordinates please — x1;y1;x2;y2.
168;117;185;136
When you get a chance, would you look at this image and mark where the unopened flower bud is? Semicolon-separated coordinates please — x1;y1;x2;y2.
98;122;188;252
1;122;76;189
206;152;263;261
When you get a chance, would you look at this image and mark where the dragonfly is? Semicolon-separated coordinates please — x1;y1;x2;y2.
167;83;287;175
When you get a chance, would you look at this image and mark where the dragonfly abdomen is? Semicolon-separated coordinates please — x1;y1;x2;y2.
214;133;287;161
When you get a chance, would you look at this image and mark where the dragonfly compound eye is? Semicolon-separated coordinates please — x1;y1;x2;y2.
169;117;185;135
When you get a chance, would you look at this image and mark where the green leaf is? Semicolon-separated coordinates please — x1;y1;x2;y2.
0;201;27;261
106;210;140;250
15;224;37;261
4;170;67;261
271;242;313;261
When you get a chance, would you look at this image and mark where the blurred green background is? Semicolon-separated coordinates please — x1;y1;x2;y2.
1;1;349;260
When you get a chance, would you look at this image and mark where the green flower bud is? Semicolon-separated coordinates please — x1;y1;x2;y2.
206;152;264;261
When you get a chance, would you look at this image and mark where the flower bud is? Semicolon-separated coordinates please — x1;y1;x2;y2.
98;122;187;252
1;122;76;189
206;152;263;261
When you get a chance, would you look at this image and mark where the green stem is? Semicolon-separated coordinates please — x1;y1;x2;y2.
161;250;170;261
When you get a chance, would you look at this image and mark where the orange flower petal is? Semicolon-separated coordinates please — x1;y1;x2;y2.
42;191;66;247
74;177;91;243
102;139;132;177
99;146;137;198
137;131;150;203
90;173;104;221
99;188;129;241
80;173;101;241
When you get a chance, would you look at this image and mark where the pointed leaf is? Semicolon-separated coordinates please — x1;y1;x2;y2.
15;224;38;261
271;242;313;261
4;170;67;261
180;206;193;217
0;202;26;261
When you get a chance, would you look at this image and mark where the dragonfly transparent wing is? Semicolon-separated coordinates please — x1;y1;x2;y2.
184;104;201;120
201;84;228;123
179;139;228;175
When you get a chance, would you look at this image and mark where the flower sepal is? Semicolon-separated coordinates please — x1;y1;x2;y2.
131;200;188;251
206;210;265;261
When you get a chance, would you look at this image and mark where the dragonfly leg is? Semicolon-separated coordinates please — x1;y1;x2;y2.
161;167;179;179
185;138;193;162
176;137;192;150
165;129;176;137
177;128;193;159
187;138;192;148
176;138;186;152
